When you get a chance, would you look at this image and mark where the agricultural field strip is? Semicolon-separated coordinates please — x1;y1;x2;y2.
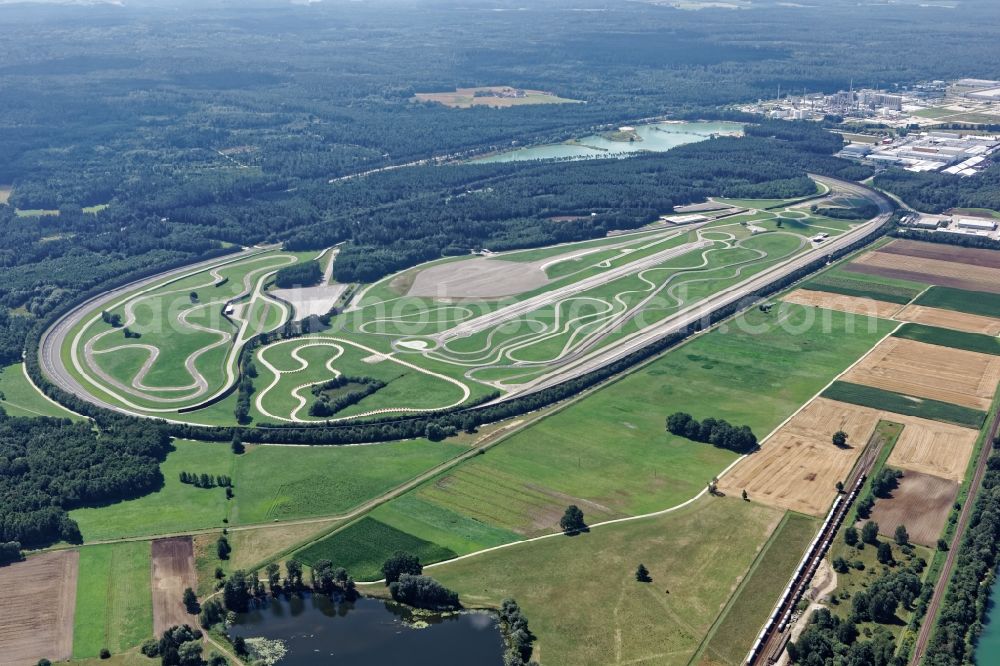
71;252;298;412
434;231;808;378
254;336;471;423
505;176;893;399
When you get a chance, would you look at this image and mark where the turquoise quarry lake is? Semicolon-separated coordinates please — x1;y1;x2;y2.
474;120;743;163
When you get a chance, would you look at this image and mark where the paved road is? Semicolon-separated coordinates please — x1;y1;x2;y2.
501;175;894;401
37;246;283;420
909;404;1000;665
38;177;891;427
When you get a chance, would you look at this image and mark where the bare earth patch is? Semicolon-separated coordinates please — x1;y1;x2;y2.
896;304;1000;335
151;537;198;635
869;471;959;547
0;550;79;665
885;413;977;483
270;283;347;318
782;288;902;319
841;337;1000;411
718;398;881;516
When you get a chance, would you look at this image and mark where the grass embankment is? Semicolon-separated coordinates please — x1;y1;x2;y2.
70;438;466;541
0;362;82;419
298;304;893;579
913;285;1000;318
430;497;783;666
893;323;1000;356
822;382;986;429
801;268;926;304
73;542;153;659
697;512;819;666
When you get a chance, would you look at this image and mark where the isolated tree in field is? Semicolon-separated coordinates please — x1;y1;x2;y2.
894;524;909;546
189;291;198;302
635;564;651;582
560;505;586;534
216;535;231;560
876;542;894;565
844;525;859;547
861;521;880;545
741;489;748;501
231;434;244;455
381;551;422;585
836;481;844;493
832;430;848;447
183;587;199;614
832;556;850;574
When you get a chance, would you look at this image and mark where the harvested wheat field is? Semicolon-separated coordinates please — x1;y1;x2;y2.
0;550;79;665
718;398;881;516
841;337;1000;410
847;250;1000;294
782;288;902;318
868;470;959;547
896;304;1000;336
151;537;198;635
880;239;1000;270
885;413;977;482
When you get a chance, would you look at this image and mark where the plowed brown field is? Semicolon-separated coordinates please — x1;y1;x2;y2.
151;537;197;635
869;471;959;547
848;251;1000;294
782;289;902;318
718;398;881;516
0;550;78;665
841;337;1000;410
896;304;1000;335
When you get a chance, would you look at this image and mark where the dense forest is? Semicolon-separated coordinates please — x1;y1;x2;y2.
875;164;1000;214
0;414;171;549
923;447;1000;666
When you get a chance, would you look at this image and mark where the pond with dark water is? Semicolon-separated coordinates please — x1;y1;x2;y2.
229;593;504;665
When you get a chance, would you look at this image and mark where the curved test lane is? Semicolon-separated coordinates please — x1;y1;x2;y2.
38;246;275;421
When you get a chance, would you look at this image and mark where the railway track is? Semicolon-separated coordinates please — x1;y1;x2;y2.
747;429;887;666
908;403;1000;665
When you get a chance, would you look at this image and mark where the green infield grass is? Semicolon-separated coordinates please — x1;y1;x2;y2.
296;517;457;581
893;323;1000;356
821;381;986;429
0;362;82;419
913;285;1000;319
430;497;784;666
72;542;153;658
697;511;819;666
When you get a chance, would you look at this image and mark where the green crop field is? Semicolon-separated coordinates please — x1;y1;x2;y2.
306;304;893;578
914;285;1000;318
822;381;986;429
297;517;457;580
233;439;467;523
431;497;784;666
73;542;153;659
893;323;1000;356
70;440;232;541
802;268;926;304
69;437;467;541
698;512;818;666
0;362;82;419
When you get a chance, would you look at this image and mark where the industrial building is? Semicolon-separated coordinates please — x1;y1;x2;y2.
861;132;999;175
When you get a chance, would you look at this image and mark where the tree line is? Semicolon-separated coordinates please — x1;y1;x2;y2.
0;414;171;549
665;412;758;454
